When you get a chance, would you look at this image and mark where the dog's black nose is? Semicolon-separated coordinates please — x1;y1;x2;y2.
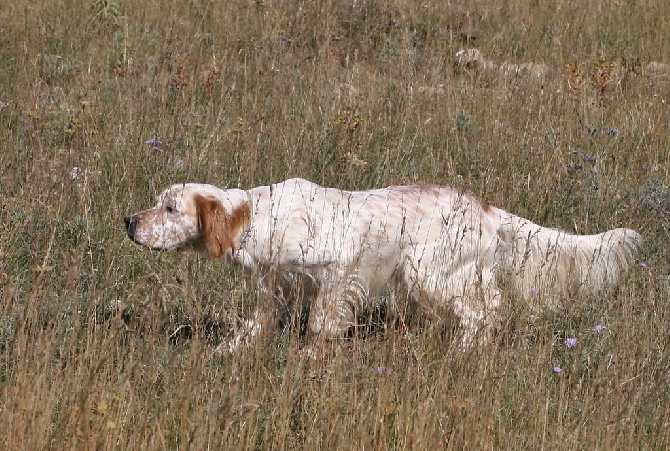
124;216;136;239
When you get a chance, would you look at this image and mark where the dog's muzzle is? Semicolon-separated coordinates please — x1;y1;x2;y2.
124;216;137;241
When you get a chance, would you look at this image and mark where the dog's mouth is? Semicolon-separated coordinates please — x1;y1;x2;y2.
124;214;204;253
124;226;178;252
150;238;204;253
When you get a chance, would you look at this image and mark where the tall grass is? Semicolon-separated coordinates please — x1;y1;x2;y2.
0;0;669;448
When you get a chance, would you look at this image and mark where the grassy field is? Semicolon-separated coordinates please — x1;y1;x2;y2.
1;0;669;448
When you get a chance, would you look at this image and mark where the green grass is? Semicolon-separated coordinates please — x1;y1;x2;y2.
1;0;669;448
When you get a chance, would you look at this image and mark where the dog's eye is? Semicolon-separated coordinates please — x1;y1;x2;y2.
165;205;176;213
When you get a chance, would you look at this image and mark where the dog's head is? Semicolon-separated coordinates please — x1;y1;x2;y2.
124;184;250;259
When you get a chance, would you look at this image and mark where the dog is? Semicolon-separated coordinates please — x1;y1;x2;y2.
125;178;641;355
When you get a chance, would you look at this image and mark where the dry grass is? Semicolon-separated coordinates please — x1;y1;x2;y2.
0;0;669;448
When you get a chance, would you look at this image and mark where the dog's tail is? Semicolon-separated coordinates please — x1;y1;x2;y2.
489;207;642;305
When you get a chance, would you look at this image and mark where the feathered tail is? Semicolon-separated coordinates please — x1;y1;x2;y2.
490;207;642;307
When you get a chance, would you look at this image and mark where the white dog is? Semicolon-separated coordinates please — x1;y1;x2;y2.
125;178;641;354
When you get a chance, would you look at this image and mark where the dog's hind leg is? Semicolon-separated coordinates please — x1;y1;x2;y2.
399;222;502;347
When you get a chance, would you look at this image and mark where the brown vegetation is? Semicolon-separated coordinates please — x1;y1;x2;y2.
0;0;669;448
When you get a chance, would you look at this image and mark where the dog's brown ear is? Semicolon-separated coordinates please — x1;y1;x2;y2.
194;195;251;260
195;195;232;260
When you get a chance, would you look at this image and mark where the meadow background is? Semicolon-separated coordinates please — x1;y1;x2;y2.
1;0;669;448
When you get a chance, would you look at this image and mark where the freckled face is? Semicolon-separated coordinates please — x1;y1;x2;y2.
125;186;201;250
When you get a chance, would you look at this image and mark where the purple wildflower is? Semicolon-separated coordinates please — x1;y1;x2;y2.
553;366;563;374
145;138;164;152
376;366;388;375
593;324;605;333
565;338;578;348
603;126;620;137
529;287;538;295
638;262;648;269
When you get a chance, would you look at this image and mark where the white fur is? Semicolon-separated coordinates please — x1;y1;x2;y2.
126;178;642;353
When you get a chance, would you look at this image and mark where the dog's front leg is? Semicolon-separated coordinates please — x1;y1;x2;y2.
216;276;283;355
303;268;365;359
